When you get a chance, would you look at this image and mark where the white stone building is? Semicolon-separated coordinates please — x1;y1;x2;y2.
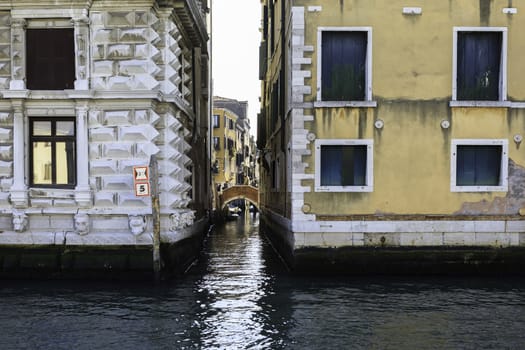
0;0;211;276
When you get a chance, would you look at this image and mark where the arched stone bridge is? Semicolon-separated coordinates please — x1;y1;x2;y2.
219;185;259;209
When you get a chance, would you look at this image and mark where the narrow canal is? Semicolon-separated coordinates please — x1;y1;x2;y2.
1;214;525;349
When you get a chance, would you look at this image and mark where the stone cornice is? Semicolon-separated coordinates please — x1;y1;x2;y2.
0;0;93;11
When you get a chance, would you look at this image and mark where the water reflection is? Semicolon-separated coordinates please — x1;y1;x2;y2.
1;214;525;349
195;214;283;349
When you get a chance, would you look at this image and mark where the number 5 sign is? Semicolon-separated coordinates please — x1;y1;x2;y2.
133;166;151;197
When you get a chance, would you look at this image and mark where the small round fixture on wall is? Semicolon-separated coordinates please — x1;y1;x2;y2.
441;120;450;129
306;132;316;141
302;203;311;213
374;119;384;129
514;134;523;144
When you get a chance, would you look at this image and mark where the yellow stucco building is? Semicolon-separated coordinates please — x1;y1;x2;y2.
258;0;525;273
212;97;256;211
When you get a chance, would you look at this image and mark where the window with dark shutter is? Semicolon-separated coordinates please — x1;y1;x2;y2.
457;32;502;101
320;145;367;186
322;31;367;101
26;28;75;90
456;145;502;186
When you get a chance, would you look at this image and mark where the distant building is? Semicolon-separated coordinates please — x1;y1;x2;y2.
212;96;257;211
0;0;211;277
258;0;525;273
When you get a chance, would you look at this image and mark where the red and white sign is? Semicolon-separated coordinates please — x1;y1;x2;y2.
133;166;150;197
135;182;151;196
133;166;149;181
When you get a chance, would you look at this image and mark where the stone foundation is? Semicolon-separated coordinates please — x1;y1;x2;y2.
261;210;525;275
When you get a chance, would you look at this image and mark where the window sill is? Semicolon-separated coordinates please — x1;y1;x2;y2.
314;101;377;108
449;100;512;108
30;187;76;198
450;185;508;192
315;186;373;193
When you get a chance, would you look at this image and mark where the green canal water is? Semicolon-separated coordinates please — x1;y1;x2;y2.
1;214;524;349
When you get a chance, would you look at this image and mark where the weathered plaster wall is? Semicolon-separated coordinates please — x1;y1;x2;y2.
296;0;525;101
289;0;525;217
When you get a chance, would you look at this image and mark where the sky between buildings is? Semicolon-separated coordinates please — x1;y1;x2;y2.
211;0;261;135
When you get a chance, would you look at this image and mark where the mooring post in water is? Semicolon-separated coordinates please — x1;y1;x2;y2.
150;155;161;282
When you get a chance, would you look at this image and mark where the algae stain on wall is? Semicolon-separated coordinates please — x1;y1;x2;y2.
479;0;492;26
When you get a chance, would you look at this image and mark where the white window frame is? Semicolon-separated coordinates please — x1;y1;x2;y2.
212;114;220;128
450;139;508;192
315;27;375;108
315;139;373;192
451;27;508;107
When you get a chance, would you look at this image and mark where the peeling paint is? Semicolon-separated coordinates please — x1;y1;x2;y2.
454;159;525;215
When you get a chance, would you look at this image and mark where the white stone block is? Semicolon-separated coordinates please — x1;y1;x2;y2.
92;29;117;44
352;232;365;246
65;232;138;246
160;192;185;208
30;199;53;207
108;76;132;90
107;44;133;59
322;232;353;247
443;232;476;246
118;60;149;75
506;221;525;232
303;232;324;246
53;199;76;207
132;73;160;90
475;232;514;247
119;28;148;43
92;45;105;60
294;232;306;247
473;221;506;233
90;127;116;142
136;143;160;157
101;175;133;190
89;144;101;158
118;159;146;173
90;13;105;26
118;192;150;207
49;216;74;229
32;232;58;245
292;57;311;65
135;44;150;59
29;216;51;230
400;232;443;246
93;60;114;76
91;216;129;231
119;124;159;142
90;159;117;175
94;192;116;207
92;77;108;89
0;232;29;244
0;127;11;141
160;176;185;192
102;143;133;158
0;160;11;176
104;110;131;125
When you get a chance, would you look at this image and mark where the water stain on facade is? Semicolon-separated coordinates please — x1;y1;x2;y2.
258;0;525;274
